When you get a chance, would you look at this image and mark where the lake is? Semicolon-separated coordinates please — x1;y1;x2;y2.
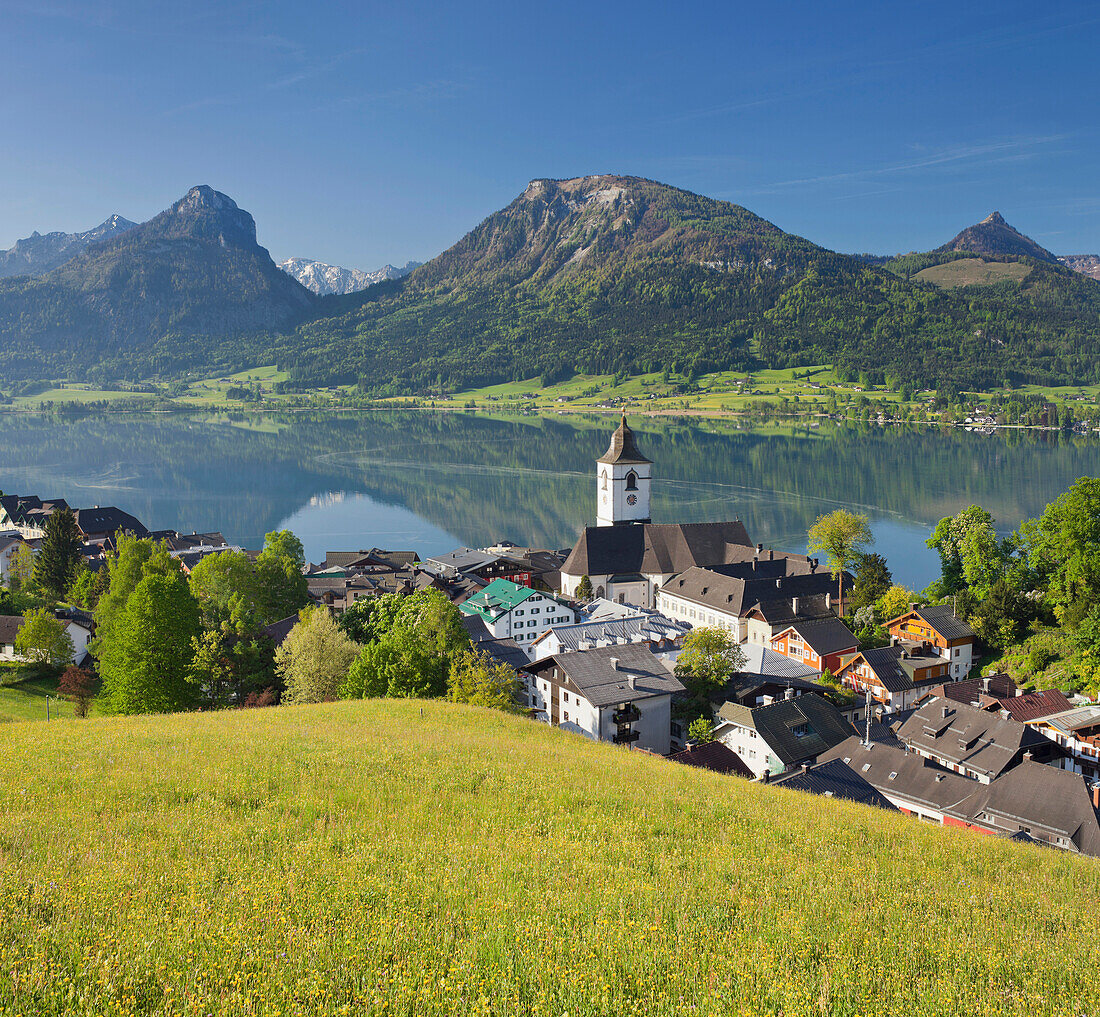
1;409;1098;590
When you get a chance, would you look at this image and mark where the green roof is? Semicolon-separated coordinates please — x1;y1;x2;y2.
459;578;537;622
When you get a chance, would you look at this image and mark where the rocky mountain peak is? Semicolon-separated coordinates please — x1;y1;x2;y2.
982;211;1007;226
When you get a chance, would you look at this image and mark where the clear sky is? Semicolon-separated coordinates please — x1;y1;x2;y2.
1;0;1096;268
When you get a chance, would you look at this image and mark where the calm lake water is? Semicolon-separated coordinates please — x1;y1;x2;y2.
1;410;1098;591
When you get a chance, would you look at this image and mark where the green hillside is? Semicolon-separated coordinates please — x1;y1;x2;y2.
1;699;1097;1016
278;176;1100;393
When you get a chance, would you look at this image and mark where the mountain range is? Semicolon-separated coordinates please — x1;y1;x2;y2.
0;177;1097;391
278;257;421;296
0;214;136;278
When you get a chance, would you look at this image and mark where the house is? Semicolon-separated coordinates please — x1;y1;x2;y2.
919;672;1017;708
769;617;858;675
656;562;847;643
988;688;1073;724
0;532;27;583
461;615;530;671
459;578;576;653
770;758;898;810
1025;703;1100;781
527;611;687;661
668;741;753;778
0;612;92;665
896;699;1064;783
713;692;857;778
836;643;952;712
887;605;976;679
523;643;686;755
822;738;1100;856
0;495;71;538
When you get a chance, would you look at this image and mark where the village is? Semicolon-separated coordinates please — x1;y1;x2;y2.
2;415;1100;858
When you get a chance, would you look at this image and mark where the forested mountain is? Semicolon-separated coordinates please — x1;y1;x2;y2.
936;211;1060;263
1;176;1098;390
277;176;1100;392
0;187;316;381
0;214;136;278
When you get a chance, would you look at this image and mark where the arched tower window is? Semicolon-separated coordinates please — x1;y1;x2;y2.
625;471;638;491
601;470;608;490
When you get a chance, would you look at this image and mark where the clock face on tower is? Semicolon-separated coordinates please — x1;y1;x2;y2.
626;494;637;506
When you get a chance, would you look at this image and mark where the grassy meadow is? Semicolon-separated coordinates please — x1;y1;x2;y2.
0;700;1098;1016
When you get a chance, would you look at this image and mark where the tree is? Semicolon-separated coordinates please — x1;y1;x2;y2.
1024;478;1100;626
67;565;99;610
807;509;872;610
969;578;1033;650
97;572;202;715
255;530;309;623
92;534;180;660
675;627;746;700
188;550;262;629
7;542;36;591
341;591;469;700
276;608;359;705
850;553;891;611
877;585;913;623
687;716;715;743
446;649;524;713
927;505;1009;599
576;575;594;600
35;509;83;600
57;665;95;717
14;608;73;669
338;594;403;645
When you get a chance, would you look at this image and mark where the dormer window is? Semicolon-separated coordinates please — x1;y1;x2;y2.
625;471;638;491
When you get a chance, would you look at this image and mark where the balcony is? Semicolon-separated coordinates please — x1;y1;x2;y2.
613;730;640;745
613;705;641;724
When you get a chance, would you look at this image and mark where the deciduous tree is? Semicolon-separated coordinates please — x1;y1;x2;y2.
807;509;872;610
276;608;359;705
446;649;523;713
57;665;95;717
14;608;73;669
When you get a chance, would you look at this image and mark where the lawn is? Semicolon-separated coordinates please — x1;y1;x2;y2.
0;699;1097;1015
914;259;1032;288
0;670;76;723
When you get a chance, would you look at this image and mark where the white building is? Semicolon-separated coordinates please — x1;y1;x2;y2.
527;610;687;661
524;642;685;755
596;413;652;528
458;578;576;655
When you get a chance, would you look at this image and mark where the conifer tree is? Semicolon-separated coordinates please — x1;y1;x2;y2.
35;509;82;601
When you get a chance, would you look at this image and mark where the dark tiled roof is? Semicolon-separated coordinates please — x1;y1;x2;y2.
893;605;975;641
898;699;1056;780
782;617;859;656
855;645;946;693
976;761;1100;857
991;689;1073;723
663;567;843;620
925;673;1017;707
771;758;898;810
820;737;985;813
669;741;753;777
262;614;300;647
0;615;25;644
73;506;148;539
563;521;753;578
475;637;530;671
531;643;685;708
718;694;857;768
597;415;652;465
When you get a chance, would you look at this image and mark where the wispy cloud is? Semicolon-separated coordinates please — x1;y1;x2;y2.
742;136;1070;194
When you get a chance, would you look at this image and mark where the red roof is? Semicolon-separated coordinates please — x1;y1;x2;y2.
991;688;1073;723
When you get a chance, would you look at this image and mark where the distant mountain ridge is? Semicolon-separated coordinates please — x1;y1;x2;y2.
0;214;136;278
936;211;1060;264
0;185;315;380
278;257;421;295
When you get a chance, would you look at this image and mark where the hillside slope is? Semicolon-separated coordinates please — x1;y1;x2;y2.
1;699;1097;1016
279;176;1100;392
0;186;316;381
937;211;1060;263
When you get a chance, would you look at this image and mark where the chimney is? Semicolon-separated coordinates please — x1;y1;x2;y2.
784;685;796;700
752;559;757;571
760;771;770;784
1023;750;1033;763
609;656;620;671
775;579;782;589
1093;783;1100;810
982;677;990;693
890;635;899;646
769;549;774;561
791;596;800;615
810;560;817;573
941;705;949;719
627;674;636;690
801;762;810;773
757;543;763;553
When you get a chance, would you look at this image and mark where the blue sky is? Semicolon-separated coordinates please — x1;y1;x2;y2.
1;0;1096;268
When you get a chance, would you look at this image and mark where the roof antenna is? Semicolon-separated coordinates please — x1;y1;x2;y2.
863;683;873;747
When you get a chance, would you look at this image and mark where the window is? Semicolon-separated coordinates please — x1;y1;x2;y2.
626;471;638;491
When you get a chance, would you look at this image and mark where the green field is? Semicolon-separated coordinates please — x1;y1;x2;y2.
0;699;1097;1015
0;670;76;723
913;259;1033;288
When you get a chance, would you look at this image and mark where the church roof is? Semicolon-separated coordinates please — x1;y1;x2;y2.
562;521;753;577
597;415;652;465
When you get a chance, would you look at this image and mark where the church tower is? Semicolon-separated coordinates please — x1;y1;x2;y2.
596;414;652;527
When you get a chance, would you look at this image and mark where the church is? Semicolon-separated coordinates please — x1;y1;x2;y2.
560;415;765;608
